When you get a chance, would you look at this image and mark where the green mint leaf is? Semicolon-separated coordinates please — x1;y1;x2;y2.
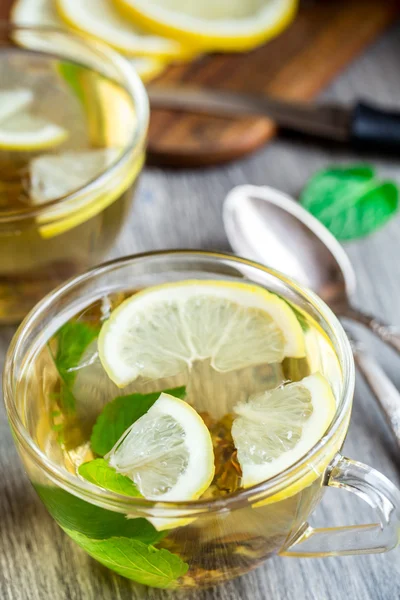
301;165;374;215
55;322;99;387
58;385;77;417
90;386;186;457
56;62;86;106
300;165;399;240
79;459;141;497
273;292;309;332
65;530;188;589
53;321;99;413
35;485;161;544
290;305;309;332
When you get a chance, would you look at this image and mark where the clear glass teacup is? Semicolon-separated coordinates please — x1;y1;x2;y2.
0;23;148;322
3;251;400;590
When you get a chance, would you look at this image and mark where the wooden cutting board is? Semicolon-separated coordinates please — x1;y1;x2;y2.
147;0;400;166
3;0;400;166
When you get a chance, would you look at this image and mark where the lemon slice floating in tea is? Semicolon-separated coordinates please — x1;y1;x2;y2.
56;0;194;61
0;89;66;151
0;88;34;122
106;392;214;527
98;280;306;387
113;0;297;52
30;148;121;204
29;148;143;239
231;373;336;487
0;111;68;151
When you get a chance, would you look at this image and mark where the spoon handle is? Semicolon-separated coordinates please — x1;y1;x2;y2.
352;344;400;446
344;305;400;354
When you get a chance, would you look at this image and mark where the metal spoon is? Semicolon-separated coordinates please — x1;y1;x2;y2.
223;184;400;444
223;184;400;351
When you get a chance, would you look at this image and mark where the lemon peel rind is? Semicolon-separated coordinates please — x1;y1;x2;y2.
113;0;298;52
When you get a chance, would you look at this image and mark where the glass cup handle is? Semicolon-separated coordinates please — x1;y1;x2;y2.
281;453;400;557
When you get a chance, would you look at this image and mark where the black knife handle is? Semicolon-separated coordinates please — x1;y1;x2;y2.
351;101;400;151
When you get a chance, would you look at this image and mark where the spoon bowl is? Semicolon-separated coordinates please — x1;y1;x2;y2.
223;185;355;308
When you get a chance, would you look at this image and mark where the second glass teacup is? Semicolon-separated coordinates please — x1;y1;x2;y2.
0;23;148;322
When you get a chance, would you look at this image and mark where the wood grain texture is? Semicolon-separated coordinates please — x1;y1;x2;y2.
147;0;400;166
1;5;400;600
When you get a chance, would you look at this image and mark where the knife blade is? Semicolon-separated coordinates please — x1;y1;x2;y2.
148;86;400;151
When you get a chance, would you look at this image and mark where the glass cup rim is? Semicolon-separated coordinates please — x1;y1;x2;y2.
0;22;149;224
3;249;355;518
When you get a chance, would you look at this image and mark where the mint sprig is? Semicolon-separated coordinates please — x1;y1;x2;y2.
300;164;399;240
53;321;99;413
78;459;141;497
39;382;190;587
35;485;161;544
57;62;86;106
90;386;186;456
66;530;188;589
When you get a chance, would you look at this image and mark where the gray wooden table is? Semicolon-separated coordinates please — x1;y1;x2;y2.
1;23;400;600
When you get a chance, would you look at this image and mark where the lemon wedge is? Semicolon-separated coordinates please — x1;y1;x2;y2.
56;0;193;60
0;89;33;122
232;373;336;488
29;148;143;238
12;0;167;82
30;148;121;205
98;280;305;387
114;0;298;52
106;392;214;528
0;112;68;151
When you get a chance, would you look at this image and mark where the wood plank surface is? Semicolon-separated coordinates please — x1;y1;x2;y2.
1;4;400;600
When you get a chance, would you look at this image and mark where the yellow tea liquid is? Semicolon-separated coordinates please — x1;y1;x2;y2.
17;288;346;588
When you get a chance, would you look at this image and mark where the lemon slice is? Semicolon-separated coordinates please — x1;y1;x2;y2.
30;148;121;205
0;89;33;122
56;0;193;60
232;373;336;487
12;0;166;82
11;0;82;61
128;57;166;82
106;392;214;529
11;0;57;26
99;280;305;387
0;112;68;151
114;0;297;52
